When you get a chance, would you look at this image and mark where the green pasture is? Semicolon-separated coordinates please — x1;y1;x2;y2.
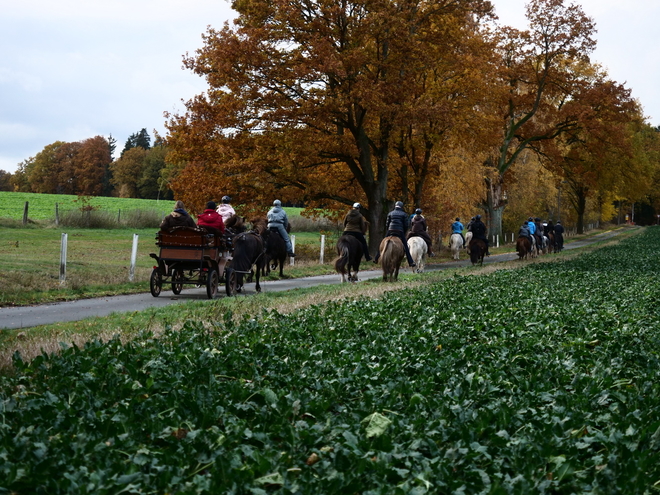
0;191;313;222
0;191;171;221
0;227;657;493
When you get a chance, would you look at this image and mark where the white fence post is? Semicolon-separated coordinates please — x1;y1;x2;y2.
320;234;325;264
496;234;499;248
290;235;296;266
59;233;68;285
129;234;139;282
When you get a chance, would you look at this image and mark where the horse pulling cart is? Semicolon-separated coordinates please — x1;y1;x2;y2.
149;227;235;299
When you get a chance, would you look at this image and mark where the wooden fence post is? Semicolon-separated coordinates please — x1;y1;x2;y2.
22;201;29;225
55;203;59;226
129;234;139;282
59;233;68;285
290;235;296;266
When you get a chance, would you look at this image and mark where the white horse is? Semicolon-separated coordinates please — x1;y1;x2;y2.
407;236;427;273
449;233;463;260
465;231;473;254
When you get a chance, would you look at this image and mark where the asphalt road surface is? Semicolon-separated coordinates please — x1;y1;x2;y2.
0;229;624;330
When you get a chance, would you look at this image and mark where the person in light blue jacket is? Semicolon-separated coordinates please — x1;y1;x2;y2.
267;200;295;256
527;217;536;236
451;217;465;247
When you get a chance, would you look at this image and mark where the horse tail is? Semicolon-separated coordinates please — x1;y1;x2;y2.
334;244;350;275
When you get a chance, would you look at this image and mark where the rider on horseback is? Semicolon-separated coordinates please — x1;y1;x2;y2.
518;222;533;246
554;221;565;251
408;208;435;256
267;200;295;257
343;203;372;261
373;201;416;268
471;215;489;256
451;217;465;248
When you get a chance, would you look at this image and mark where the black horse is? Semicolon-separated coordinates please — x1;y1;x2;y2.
264;227;288;277
226;231;266;295
469;238;487;266
334;234;363;283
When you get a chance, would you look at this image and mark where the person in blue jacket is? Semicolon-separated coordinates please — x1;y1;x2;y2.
451;217;465;247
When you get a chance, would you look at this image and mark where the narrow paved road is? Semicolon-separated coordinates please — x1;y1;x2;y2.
0;229;624;330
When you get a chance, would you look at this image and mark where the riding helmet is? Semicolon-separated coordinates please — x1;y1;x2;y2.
206;201;217;210
353;202;361;209
415;208;422;215
273;199;282;207
222;195;231;204
456;217;460;221
395;201;404;208
476;214;481;220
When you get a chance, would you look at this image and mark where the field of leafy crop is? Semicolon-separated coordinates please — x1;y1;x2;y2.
2;228;660;493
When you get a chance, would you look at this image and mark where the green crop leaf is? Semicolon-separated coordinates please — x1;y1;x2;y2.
254;472;284;487
362;412;392;438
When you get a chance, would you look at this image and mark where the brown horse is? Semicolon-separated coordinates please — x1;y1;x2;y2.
378;236;404;282
546;231;555;254
469;238;486;265
334;234;363;283
516;236;532;260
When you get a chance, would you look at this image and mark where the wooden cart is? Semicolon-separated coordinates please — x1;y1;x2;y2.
149;227;233;299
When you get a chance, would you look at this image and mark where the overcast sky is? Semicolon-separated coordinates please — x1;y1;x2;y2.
1;0;658;174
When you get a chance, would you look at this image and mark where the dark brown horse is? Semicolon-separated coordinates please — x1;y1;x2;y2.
516;236;532;260
334;234;363;283
469;238;486;265
378;236;404;281
227;230;266;294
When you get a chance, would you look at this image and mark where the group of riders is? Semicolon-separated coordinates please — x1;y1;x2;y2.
161;197;566;264
518;217;565;253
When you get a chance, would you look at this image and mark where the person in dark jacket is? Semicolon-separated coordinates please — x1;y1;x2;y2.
471;214;489;255
343;202;371;261
374;201;415;267
160;200;196;231
554;221;565;251
197;201;225;235
408;208;434;256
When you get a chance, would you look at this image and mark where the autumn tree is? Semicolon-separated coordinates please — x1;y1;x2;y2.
111;147;148;198
76;136;113;196
541;74;643;232
167;0;494;249
0;170;12;191
482;0;596;237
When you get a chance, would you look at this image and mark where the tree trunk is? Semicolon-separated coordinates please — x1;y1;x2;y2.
575;190;586;234
484;173;506;238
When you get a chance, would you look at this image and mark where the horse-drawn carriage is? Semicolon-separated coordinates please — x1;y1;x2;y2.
149;227;237;299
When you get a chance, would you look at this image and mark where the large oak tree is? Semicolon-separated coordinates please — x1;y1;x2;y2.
166;0;493;249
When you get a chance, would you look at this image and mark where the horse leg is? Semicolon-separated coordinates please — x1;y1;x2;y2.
255;263;262;292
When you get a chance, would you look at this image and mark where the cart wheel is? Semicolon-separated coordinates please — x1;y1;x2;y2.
150;268;162;297
225;267;237;297
171;269;184;295
206;269;218;299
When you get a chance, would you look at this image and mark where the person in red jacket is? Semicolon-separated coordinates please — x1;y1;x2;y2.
197;201;225;235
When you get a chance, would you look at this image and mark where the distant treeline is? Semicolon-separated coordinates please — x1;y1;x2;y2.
0;129;180;201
